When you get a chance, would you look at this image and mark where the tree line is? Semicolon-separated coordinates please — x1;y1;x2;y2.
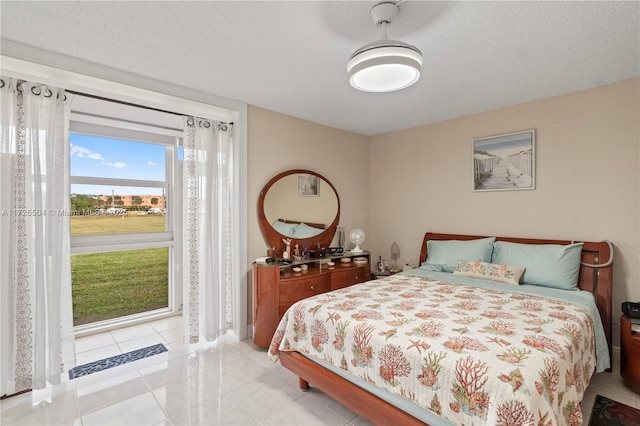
70;194;159;215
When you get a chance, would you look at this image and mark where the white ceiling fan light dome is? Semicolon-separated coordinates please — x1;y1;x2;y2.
347;40;422;93
347;1;423;93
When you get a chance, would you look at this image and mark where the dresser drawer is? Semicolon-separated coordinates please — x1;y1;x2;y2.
253;253;371;348
331;266;368;290
279;276;330;317
279;276;331;305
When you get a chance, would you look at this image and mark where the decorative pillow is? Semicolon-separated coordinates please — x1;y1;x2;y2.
420;237;496;273
453;260;525;285
292;222;324;239
272;220;298;236
491;241;584;290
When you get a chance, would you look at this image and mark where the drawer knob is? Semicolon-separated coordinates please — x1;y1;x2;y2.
310;286;315;291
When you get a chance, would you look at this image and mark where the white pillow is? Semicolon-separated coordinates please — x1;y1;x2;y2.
454;260;525;285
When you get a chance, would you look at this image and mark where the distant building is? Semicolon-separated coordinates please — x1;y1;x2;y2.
98;194;166;209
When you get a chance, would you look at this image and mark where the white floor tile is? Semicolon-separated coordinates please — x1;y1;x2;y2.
167;340;190;351
74;332;117;354
0;387;79;426
3;318;638;426
259;393;349;425
158;327;182;344
148;316;183;332
228;370;304;419
75;344;122;366
168;394;259;425
139;354;203;391
117;333;168;354
76;371;148;416
152;370;226;419
81;392;166;426
110;324;157;343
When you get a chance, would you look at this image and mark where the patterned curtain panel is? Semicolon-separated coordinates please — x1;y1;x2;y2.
182;117;235;344
0;77;75;397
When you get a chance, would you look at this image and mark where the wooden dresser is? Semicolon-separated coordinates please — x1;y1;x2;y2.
253;252;370;347
621;314;640;393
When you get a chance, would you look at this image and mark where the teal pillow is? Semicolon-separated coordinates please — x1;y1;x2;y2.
272;220;298;237
491;241;583;290
292;222;324;239
420;237;496;273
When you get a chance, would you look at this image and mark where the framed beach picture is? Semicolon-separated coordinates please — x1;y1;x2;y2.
472;130;535;192
298;173;319;196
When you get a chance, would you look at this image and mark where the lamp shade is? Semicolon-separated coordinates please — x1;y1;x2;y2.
347;39;422;92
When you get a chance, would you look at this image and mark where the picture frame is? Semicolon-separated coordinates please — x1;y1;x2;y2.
298;173;319;196
472;129;535;192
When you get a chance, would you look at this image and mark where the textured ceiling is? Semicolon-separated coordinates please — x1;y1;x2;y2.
1;1;639;135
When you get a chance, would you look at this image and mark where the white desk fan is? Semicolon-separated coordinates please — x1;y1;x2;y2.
349;228;365;253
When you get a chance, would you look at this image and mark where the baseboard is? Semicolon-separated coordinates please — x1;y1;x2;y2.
612;345;620;367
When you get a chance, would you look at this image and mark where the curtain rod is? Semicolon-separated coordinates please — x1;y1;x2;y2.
66;89;234;126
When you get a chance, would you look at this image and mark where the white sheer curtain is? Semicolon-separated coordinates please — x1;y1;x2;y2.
0;77;75;397
182;117;235;343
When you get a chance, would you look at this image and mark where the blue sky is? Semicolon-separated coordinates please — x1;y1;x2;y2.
474;132;532;152
70;133;166;195
473;132;533;160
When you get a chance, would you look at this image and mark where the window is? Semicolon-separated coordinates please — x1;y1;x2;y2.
69;97;184;331
2;54;248;341
69;136;168;236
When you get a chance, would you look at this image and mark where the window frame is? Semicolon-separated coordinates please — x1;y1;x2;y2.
2;49;248;341
69;117;182;334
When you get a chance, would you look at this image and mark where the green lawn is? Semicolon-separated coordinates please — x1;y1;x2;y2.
71;214;169;326
71;213;166;236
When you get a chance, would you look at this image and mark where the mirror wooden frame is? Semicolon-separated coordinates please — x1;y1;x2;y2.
257;169;340;257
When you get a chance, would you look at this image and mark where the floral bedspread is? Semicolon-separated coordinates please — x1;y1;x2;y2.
268;274;597;426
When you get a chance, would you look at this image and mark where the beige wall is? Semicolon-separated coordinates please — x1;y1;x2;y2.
368;78;640;347
247;79;638;345
247;106;370;327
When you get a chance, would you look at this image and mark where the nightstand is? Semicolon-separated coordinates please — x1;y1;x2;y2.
620;314;640;393
371;270;398;279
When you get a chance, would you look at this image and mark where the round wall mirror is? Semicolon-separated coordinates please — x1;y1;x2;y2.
258;169;340;256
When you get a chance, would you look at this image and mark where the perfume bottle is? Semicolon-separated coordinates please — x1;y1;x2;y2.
378;256;384;273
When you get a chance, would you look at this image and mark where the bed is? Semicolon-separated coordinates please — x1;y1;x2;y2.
271;218;326;239
268;232;613;425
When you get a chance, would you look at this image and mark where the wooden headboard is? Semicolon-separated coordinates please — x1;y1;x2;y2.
419;232;614;371
278;218;326;230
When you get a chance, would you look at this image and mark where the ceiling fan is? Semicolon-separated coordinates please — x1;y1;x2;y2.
347;1;423;93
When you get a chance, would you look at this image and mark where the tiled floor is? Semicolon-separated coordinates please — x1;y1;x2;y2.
1;316;638;425
73;316;187;367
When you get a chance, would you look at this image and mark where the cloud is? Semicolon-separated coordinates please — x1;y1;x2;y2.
148;161;158;166
70;144;105;161
106;162;127;169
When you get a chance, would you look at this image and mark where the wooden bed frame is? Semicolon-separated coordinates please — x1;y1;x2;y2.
277;218;327;230
278;232;614;425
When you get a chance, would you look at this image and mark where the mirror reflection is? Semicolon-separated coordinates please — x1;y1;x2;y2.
258;169;340;254
263;173;338;239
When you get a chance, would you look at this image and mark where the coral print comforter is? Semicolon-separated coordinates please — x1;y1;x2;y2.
268;274;598;426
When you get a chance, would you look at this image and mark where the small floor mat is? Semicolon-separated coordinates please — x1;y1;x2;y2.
589;394;640;426
68;343;168;379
